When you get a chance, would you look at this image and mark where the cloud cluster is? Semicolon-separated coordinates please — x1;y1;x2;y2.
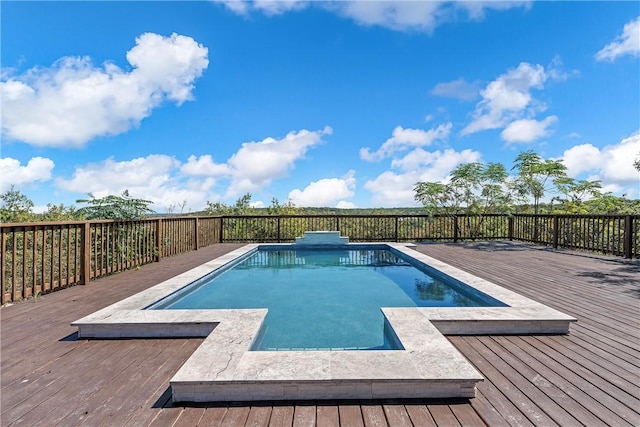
360;123;452;162
288;170;356;207
430;78;481;101
0;157;55;192
561;132;640;196
225;127;332;196
595;17;640;62
1;33;209;147
364;148;482;206
359;123;481;206
461;62;562;143
46;127;332;211
214;1;531;32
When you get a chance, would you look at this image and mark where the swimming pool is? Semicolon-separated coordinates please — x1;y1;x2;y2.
73;239;575;402
149;246;505;350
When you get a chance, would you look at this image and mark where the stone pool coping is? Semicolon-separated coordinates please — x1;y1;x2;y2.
72;243;576;402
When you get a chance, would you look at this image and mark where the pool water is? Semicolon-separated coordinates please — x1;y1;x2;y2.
150;248;503;350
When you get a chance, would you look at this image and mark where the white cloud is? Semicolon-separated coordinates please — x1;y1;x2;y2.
500;116;558;144
431;78;480;101
56;155;180;196
336;200;356;209
561;132;640;196
0;157;55;192
180;154;230;177
334;1;531;32
461;62;550;136
595;17;640;62
212;1;531;32
562;144;603;177
364;148;481;206
55;154;219;212
1;33;208;147
288;170;356;207
360;123;452;162
225;126;332;196
213;0;307;15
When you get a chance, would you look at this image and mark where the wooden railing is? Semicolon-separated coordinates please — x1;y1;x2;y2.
1;217;222;304
1;214;637;304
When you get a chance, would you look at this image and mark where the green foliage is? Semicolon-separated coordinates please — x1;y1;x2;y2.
0;186;35;223
512;150;568;214
40;203;86;221
553;179;603;214
76;190;155;220
205;193;298;216
414;162;513;216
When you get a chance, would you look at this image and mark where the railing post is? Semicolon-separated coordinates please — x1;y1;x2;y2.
453;215;459;243
623;215;633;259
508;216;514;241
194;217;200;251
219;217;224;243
277;216;281;243
395;216;399;242
80;222;91;285
155;218;163;261
1;226;8;304
552;216;559;249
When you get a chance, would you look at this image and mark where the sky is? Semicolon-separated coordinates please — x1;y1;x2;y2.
1;1;639;213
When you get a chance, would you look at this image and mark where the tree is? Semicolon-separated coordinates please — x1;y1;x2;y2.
512;150;567;214
554;178;603;214
76;190;155;220
0;186;35;223
414;162;513;216
267;197;297;215
206;193;254;216
414;162;513;239
40;203;85;221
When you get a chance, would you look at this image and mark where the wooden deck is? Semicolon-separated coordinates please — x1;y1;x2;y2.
2;242;638;426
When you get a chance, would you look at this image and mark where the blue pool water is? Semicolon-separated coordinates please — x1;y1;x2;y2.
150;247;504;350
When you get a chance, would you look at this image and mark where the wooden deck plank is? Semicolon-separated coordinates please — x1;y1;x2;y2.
268;404;295;427
472;335;601;426
292;402;316;427
360;403;387;427
316;401;340;426
221;406;251;426
197;406;229;427
245;404;273;427
427;405;462;427
337;401;364;427
448;401;488;426
2;242;639;427
513;336;638;425
381;403;412;427
452;338;550;427
174;405;207;426
463;391;509;427
404;403;436;427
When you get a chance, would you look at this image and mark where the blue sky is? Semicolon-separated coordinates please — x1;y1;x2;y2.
2;1;639;212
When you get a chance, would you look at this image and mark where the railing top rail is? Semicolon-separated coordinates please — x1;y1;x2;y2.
513;213;638;219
